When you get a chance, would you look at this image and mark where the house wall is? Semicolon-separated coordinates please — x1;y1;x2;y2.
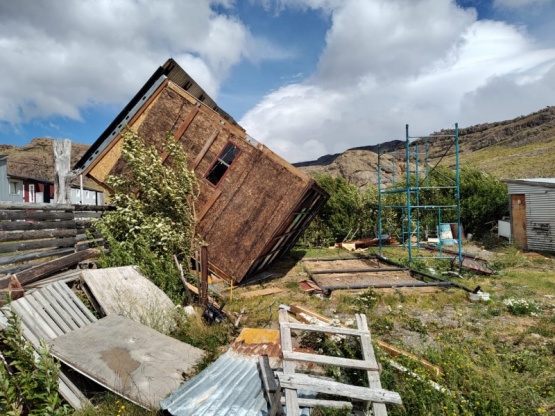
0;159;24;202
507;183;555;252
70;188;103;205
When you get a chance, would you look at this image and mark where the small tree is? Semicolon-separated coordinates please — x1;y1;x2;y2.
95;129;199;301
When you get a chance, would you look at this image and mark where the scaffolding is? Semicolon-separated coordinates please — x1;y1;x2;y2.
377;124;463;268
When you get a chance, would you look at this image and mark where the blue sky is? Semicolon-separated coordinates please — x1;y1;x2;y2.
0;0;554;163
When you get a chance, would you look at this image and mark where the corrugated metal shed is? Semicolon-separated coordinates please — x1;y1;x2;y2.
502;178;555;252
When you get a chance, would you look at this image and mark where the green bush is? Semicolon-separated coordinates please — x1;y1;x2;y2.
95;129;198;301
0;310;70;415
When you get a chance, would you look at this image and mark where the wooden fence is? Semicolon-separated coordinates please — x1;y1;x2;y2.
0;202;111;289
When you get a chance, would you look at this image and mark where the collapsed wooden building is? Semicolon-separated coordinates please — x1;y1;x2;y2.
75;59;328;284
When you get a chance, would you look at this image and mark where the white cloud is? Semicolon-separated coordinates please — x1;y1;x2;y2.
0;0;253;124
241;0;555;163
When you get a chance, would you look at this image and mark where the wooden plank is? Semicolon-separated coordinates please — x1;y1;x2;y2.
357;314;388;416
80;266;174;333
24;295;65;338
0;228;77;242
192;130;220;170
196;188;221;222
50;315;205;410
0;247;75;266
283;322;367;337
53;282;97;324
0;237;77;254
0;211;74;221
38;287;79;331
289;304;334;324
258;355;283;416
0;248;100;289
278;308;299;416
0;202;74;211
10;301;52;342
282;350;379;371
46;284;88;328
280;397;352;409
276;373;402;404
0;220;76;231
13;297;60;340
240;287;284;299
32;291;73;333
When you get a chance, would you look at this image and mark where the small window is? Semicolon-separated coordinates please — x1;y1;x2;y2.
205;143;240;186
9;181;20;195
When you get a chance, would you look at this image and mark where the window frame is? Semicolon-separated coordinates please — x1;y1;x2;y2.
28;184;35;203
9;180;21;195
204;141;241;187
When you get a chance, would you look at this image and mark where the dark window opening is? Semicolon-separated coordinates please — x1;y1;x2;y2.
206;143;240;186
183;80;193;90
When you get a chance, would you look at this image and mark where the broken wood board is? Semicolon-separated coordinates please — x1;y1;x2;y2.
239;287;284;299
80;266;176;334
50;314;205;410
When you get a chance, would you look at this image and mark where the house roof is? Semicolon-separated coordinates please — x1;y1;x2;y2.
502;178;555;188
75;58;243;173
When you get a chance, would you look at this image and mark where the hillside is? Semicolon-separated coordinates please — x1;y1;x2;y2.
295;106;555;187
0;138;101;190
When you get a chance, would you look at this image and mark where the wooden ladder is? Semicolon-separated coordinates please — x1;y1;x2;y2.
278;309;401;415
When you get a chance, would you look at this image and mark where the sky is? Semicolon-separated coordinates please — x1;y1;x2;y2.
0;0;554;163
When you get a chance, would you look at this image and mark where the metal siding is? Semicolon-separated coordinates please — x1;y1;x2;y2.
526;191;555;252
160;350;268;416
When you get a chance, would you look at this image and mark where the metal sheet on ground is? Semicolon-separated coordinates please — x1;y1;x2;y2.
80;266;176;334
50;315;205;410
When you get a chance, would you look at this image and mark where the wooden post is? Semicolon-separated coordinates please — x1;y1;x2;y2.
53;139;73;204
200;245;208;306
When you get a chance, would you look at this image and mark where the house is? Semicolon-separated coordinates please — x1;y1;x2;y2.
75;59;328;284
0;154;104;205
502;178;555;252
0;155;52;203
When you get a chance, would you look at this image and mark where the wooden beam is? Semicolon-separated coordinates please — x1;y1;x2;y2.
196;188;221;222
0;248;100;289
192;130;220;171
240;287;284;299
282;351;379;371
276;372;402;404
282;322;367;337
279;397;352;410
161;107;199;164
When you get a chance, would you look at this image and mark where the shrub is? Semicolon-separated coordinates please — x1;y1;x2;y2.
0;310;70;415
95;129;198;301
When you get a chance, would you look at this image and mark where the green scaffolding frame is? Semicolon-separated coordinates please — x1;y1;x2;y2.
377;124;463;268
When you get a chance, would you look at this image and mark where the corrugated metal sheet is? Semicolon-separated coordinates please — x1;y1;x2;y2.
526;191;555;252
505;179;555;194
160;350;268;416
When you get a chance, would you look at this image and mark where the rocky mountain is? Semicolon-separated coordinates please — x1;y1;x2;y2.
295;106;555;188
1;138;101;190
